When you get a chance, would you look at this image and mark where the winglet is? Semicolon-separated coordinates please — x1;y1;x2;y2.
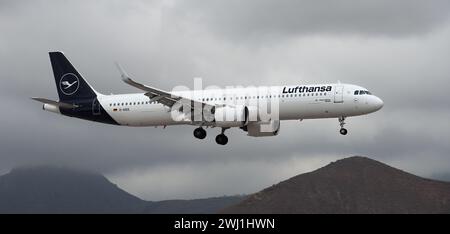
115;62;130;81
115;63;154;92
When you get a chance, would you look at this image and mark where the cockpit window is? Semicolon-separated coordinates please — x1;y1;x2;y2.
356;90;372;95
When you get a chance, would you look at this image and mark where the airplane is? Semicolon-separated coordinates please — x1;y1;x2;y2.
32;52;384;145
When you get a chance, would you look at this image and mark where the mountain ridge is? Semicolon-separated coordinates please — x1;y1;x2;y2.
1;157;449;214
0;166;243;214
221;156;450;214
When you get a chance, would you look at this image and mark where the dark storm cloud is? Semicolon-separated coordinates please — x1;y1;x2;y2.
176;0;450;39
1;0;450;199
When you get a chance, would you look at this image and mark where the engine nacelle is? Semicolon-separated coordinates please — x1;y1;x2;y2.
43;104;60;114
245;106;260;122
214;106;248;128
246;120;280;137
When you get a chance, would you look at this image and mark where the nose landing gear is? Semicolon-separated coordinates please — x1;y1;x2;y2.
338;117;348;135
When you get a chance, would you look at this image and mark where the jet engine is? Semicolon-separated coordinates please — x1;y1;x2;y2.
245;119;280;137
213;106;249;128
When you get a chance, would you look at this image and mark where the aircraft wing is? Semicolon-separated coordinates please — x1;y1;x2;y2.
116;63;215;113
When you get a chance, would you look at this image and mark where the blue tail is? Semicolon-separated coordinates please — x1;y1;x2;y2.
47;52;118;125
49;52;98;101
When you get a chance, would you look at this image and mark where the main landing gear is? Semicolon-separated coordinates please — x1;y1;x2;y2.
215;128;229;145
193;127;229;145
193;127;207;139
338;117;348;135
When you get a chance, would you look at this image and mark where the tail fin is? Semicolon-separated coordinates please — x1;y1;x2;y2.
49;52;98;101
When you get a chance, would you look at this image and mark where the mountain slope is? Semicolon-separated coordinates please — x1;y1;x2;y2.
0;166;147;213
221;156;450;214
0;166;243;214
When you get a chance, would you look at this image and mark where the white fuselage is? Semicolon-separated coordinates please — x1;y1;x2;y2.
97;83;383;127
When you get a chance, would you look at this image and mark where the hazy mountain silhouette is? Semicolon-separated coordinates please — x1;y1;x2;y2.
2;157;450;214
221;157;450;214
0;166;243;214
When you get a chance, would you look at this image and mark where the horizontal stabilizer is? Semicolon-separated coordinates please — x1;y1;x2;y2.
31;97;78;109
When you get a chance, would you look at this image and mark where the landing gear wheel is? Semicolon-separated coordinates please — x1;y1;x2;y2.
338;117;348;136
215;134;228;145
193;127;207;139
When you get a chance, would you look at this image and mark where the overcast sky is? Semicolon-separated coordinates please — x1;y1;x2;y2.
1;0;450;200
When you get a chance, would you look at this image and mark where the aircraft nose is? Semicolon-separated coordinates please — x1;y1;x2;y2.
372;96;384;111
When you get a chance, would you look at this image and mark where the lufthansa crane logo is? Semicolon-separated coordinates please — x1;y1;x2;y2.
59;73;80;95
